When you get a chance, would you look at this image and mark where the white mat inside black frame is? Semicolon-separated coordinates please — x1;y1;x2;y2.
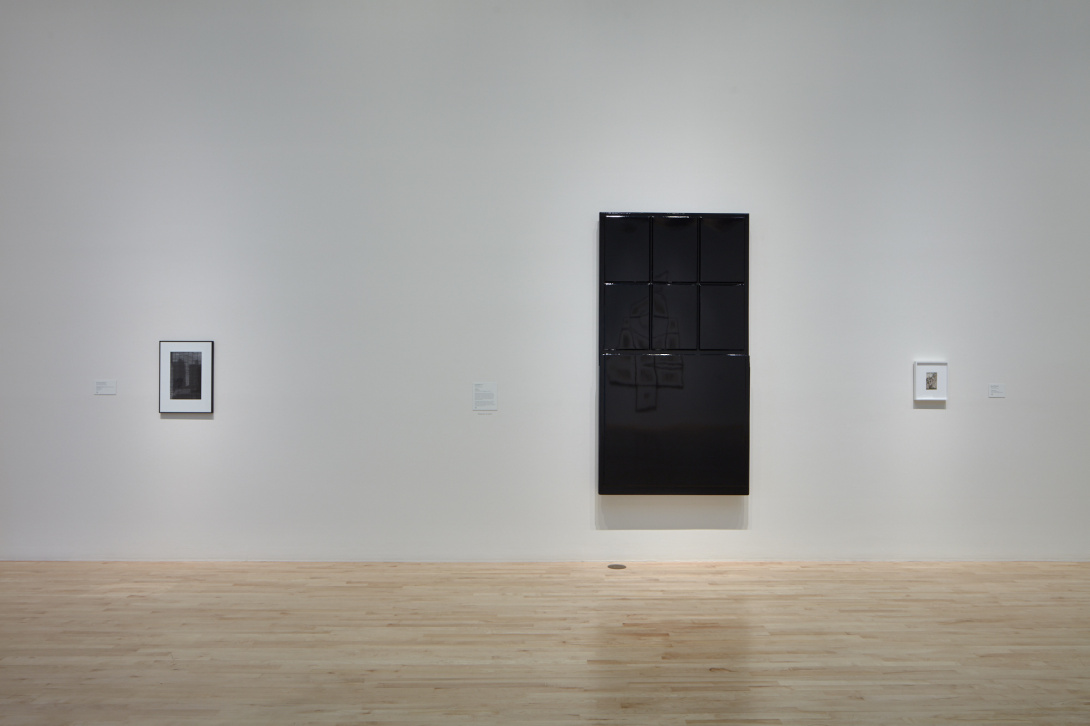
159;341;214;413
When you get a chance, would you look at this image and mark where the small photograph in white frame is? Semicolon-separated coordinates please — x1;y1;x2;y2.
914;361;947;401
160;341;213;413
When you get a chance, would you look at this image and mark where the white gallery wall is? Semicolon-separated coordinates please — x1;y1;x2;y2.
2;0;1089;560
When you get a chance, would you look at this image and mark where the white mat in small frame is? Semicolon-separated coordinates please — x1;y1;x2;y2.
914;361;947;401
160;341;213;413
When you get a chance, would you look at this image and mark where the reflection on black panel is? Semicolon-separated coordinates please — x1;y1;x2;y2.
600;284;649;350
600;354;749;495
601;216;650;282
700;285;747;350
701;216;747;282
652;217;699;282
651;285;698;350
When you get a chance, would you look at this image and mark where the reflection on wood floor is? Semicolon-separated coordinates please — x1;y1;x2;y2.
2;561;1088;724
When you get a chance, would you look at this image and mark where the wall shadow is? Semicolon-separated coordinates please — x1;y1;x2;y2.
596;495;747;530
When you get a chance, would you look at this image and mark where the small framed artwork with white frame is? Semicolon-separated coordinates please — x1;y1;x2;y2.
913;361;947;401
160;341;213;413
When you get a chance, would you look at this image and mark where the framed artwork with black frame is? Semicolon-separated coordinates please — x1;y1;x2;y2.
160;341;213;413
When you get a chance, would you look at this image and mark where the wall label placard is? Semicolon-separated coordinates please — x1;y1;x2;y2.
94;380;117;395
473;382;498;412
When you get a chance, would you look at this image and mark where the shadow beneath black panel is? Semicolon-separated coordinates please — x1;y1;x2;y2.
596;495;747;530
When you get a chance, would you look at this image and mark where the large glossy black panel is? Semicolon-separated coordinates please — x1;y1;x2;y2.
701;216;747;282
652;216;699;282
601;216;650;282
700;285;747;351
599;354;749;495
600;284;650;350
650;285;698;350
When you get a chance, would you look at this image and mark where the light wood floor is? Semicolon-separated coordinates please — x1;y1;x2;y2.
1;562;1088;725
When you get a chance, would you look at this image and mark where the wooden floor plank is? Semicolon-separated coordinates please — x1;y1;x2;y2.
1;562;1088;724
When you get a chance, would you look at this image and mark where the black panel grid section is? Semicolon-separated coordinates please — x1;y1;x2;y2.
599;212;749;496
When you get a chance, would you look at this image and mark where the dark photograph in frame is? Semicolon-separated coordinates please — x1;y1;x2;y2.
160;341;213;413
